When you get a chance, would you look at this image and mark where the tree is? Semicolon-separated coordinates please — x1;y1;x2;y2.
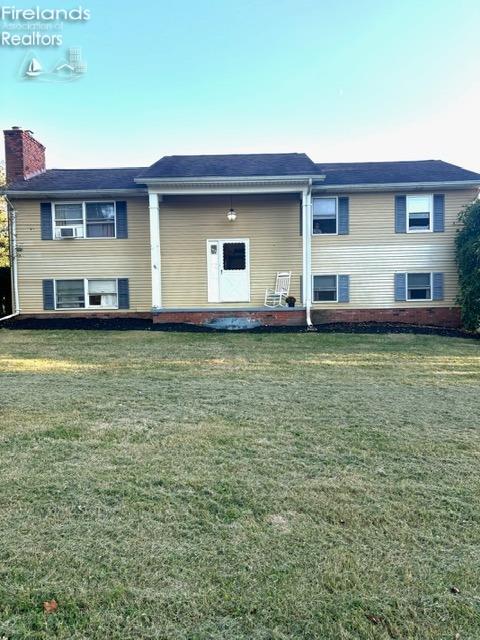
0;164;8;267
455;199;480;331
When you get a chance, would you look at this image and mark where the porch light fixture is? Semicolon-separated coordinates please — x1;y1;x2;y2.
226;195;237;222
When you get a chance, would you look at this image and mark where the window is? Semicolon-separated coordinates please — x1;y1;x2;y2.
87;280;118;308
313;275;337;301
56;279;85;309
407;195;432;232
54;204;84;238
55;279;118;309
407;273;431;300
53;202;116;239
223;242;246;270
86;203;115;238
313;198;337;234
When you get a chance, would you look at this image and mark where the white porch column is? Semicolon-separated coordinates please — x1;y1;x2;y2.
149;192;162;309
302;183;313;326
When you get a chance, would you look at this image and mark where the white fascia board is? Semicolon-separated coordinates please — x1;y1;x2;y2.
142;177;323;196
312;180;480;193
5;189;148;198
147;185;310;195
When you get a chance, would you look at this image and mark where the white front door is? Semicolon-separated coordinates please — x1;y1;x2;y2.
207;239;250;303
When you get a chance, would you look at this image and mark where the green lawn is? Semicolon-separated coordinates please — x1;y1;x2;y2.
1;329;480;639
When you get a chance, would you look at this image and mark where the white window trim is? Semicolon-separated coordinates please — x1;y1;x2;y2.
52;201;117;240
312;274;338;303
312;196;338;236
54;278;119;310
406;272;433;302
406;194;433;233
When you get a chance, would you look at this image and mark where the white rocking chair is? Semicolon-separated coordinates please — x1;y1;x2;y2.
264;271;292;308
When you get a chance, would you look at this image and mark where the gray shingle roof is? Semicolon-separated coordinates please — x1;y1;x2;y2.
6;167;147;192
138;153;319;179
5;157;480;194
314;160;480;186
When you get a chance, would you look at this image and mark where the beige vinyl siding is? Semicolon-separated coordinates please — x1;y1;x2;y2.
311;189;477;309
159;194;302;308
14;197;151;313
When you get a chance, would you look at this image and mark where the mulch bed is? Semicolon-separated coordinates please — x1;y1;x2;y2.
1;316;478;339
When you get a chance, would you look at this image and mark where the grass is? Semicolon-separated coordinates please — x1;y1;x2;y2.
0;329;479;639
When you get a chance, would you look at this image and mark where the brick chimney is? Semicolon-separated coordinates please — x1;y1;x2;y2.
4;126;46;184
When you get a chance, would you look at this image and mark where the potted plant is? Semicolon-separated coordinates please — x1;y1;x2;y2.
285;296;296;308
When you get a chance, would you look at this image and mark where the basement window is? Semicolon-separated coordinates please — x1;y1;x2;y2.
313;197;337;234
407;195;432;232
56;279;85;309
87;280;118;308
313;275;338;302
407;273;432;300
55;279;118;309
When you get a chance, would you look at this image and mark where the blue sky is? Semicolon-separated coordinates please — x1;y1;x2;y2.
1;0;479;170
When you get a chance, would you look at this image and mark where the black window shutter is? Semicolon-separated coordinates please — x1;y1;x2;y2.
432;272;444;300
338;275;350;302
118;278;130;309
394;273;406;301
395;196;407;233
433;195;445;232
338;197;349;235
40;202;53;240
299;200;303;236
42;279;55;310
116;201;128;239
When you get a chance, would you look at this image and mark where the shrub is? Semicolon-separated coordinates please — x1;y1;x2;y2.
455;200;480;330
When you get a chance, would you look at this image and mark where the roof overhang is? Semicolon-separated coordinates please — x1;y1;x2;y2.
312;180;480;193
4;188;148;199
139;176;323;195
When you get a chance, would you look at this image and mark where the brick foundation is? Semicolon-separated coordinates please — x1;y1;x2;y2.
311;306;461;328
18;312;153;320
16;307;462;329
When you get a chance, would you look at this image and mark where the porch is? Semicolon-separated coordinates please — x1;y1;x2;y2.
147;185;313;319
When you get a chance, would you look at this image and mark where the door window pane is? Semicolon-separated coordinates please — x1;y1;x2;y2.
223;243;246;270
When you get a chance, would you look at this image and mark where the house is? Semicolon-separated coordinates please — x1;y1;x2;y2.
3;127;480;328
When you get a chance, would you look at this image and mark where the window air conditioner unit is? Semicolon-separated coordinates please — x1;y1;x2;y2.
57;226;83;239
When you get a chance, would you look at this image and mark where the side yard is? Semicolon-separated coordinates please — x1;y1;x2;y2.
0;330;479;639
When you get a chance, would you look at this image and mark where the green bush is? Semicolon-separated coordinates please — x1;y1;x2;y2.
455;199;480;330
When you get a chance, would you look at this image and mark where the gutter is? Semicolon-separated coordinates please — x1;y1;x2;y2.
0;202;20;322
312;180;480;193
302;179;313;327
135;174;325;185
3;188;148;199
